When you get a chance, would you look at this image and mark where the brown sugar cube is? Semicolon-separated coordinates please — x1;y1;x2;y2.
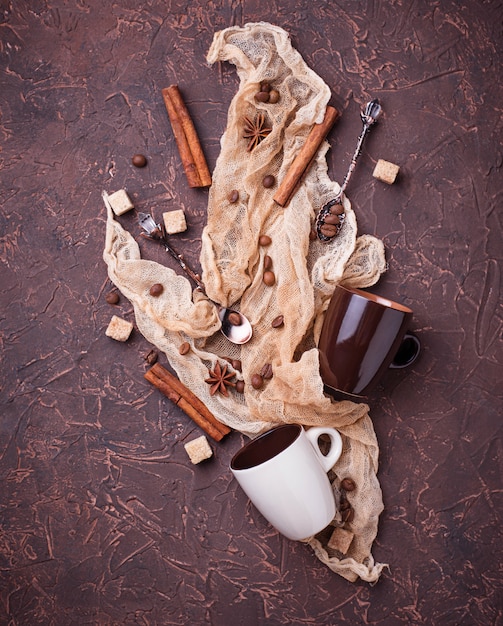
163;209;187;234
327;526;354;555
107;189;134;216
105;315;134;342
184;435;213;464
373;159;400;185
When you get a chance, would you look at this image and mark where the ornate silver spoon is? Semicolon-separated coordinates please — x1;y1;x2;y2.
136;211;253;345
316;98;382;242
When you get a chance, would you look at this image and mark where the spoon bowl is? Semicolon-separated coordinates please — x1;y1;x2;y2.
218;307;253;344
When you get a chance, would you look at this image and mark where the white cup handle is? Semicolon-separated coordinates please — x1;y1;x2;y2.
305;427;343;472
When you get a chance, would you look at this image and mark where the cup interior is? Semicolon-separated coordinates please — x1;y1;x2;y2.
230;424;301;471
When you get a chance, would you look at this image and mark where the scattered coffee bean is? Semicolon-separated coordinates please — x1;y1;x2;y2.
259;234;272;247
231;359;242;372
263;270;276;286
255;91;270;103
235;380;245;393
228;189;240;203
271;314;284;328
268;89;280;104
132;153;147;168
263;255;273;270
145;349;158;365
179;341;190;355
149;283;164;297
105;291;120;305
262;174;276;188
227;311;242;326
251;373;264;389
341;477;356;492
260;82;272;93
260;363;273;379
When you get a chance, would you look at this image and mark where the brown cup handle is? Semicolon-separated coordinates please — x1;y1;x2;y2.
389;332;421;369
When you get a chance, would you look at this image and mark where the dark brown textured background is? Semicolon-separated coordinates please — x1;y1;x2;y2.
1;1;502;624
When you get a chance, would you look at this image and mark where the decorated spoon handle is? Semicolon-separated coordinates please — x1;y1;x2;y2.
138;211;206;293
161;242;206;293
340;98;382;195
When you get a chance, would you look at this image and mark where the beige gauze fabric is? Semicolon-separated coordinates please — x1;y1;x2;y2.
103;22;388;582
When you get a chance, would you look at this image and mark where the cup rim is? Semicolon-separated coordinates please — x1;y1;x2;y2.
337;284;413;314
230;423;302;471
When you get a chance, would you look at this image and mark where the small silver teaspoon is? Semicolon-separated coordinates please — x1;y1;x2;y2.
316;98;382;242
136;211;253;345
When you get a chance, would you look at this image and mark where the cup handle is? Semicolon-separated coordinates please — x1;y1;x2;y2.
389;332;421;369
305;427;343;472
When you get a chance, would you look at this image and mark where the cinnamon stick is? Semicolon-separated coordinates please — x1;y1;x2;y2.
145;363;231;441
162;85;212;188
273;106;340;207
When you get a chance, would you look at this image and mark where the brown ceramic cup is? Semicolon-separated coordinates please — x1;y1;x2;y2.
319;285;420;398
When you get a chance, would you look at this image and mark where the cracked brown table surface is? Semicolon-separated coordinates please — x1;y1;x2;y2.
1;1;502;624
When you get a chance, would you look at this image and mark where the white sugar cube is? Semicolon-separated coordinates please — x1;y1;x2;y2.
163;209;187;234
373;159;400;185
108;189;134;216
184;435;213;464
327;526;354;555
105;315;133;342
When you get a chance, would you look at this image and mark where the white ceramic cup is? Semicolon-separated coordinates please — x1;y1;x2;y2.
230;423;343;541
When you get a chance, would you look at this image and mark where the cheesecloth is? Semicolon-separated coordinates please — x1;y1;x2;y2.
103;22;387;582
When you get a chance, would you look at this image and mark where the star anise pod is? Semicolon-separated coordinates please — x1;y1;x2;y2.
204;362;236;397
243;112;272;151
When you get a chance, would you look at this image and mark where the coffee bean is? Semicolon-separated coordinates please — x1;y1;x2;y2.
255;91;270;103
320;224;338;237
132;154;147;167
149;283;164;297
263;270;276;286
323;213;341;225
260;363;273;379
251;373;264;389
106;291;120;305
330;203;345;216
236;380;245;393
339;498;351;511
271;314;284;328
145;349;158;365
341;477;356;492
268;89;280;104
227;312;242;326
179;341;190;355
259;235;272;247
228;189;239;203
260;82;272;92
263;255;273;270
262;174;275;188
231;359;242;372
